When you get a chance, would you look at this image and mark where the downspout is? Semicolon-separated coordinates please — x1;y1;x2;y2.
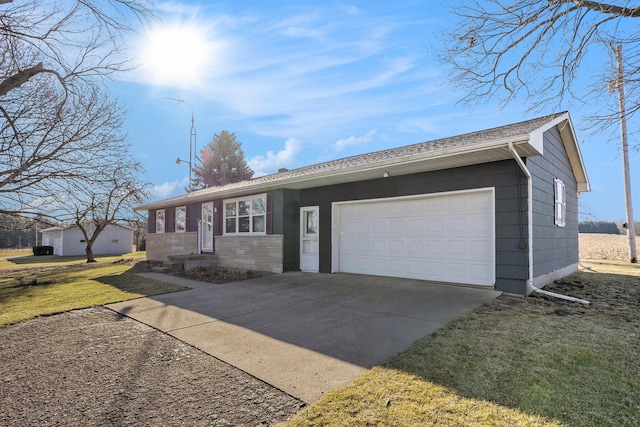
508;142;589;305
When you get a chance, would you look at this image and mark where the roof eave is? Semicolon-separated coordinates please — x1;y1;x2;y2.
136;135;536;211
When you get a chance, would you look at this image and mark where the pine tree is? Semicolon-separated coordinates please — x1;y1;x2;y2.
193;131;254;188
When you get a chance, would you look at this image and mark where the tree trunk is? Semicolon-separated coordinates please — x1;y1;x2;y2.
86;245;96;263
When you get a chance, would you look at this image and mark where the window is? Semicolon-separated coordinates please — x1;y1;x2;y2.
156;209;165;233
554;178;566;227
175;206;186;233
224;194;266;235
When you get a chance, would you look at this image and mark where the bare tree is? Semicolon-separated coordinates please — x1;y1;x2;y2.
0;0;154;217
443;1;640;122
41;153;149;262
1;81;133;217
0;0;153;96
443;0;638;262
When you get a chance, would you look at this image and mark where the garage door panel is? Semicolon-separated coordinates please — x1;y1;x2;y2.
447;240;467;257
336;190;494;286
387;258;405;274
424;239;444;255
370;239;386;254
424;197;445;214
405;218;423;235
388;239;404;255
425;262;444;279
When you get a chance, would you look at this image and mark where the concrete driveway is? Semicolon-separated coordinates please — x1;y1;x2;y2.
106;272;500;403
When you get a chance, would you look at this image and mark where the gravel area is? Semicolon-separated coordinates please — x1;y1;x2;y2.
0;307;305;426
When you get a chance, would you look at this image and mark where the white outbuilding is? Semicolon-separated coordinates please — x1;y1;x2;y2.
41;223;134;256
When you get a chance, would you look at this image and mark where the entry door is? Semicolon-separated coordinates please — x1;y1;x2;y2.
202;202;214;252
300;206;319;272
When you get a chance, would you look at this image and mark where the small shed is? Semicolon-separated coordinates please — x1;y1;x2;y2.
40;223;134;256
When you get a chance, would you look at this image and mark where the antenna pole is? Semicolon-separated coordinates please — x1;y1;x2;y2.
189;112;196;191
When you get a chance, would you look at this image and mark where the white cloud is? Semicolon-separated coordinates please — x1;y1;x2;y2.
151;177;190;199
334;129;377;152
248;138;303;177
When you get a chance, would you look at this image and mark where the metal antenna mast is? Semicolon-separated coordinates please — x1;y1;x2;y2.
167;97;197;192
189;111;197;190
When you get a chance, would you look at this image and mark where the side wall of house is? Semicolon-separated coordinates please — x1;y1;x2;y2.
528;126;580;287
299;160;531;295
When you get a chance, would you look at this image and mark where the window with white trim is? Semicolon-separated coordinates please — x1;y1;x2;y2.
175;206;186;233
156;209;165;233
554;178;566;227
224;194;266;235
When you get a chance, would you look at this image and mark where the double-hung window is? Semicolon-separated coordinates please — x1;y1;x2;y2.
554;178;566;227
175;206;186;233
156;209;165;233
224;194;266;235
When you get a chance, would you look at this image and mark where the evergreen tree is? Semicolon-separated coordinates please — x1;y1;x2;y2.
193;131;254;188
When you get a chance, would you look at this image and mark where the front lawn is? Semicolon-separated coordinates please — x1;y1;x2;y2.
281;261;640;426
0;252;185;326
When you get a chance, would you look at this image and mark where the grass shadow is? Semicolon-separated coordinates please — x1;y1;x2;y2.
94;272;186;298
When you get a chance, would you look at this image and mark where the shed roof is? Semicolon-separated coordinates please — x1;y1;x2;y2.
41;223;134;233
138;112;589;211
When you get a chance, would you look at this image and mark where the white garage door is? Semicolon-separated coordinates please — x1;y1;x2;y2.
333;189;495;286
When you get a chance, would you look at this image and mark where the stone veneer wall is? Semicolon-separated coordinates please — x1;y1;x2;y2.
146;232;198;261
215;235;284;273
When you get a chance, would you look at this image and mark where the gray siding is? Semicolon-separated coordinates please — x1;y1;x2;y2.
270;189;300;271
527;126;579;281
299;160;530;294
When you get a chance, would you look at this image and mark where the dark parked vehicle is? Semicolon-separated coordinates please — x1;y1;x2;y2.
32;246;54;256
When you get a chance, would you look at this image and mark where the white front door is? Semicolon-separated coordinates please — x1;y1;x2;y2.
202;202;214;252
300;206;319;272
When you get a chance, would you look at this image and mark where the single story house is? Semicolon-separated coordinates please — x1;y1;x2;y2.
41;223;134;256
138;112;589;296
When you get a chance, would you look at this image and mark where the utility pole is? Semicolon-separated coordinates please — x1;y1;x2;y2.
611;43;637;263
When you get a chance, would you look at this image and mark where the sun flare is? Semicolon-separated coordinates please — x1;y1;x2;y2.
138;23;217;88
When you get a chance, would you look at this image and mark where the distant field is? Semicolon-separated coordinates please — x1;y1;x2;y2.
580;233;639;261
0;248;32;258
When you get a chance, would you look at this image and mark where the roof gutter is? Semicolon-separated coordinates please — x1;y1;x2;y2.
508;142;589;305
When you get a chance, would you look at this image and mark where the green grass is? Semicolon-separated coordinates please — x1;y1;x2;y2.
281;261;640;427
0;252;185;326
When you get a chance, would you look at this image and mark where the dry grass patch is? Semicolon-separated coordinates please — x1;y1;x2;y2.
282;261;640;427
0;252;185;326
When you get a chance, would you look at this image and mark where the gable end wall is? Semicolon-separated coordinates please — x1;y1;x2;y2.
528;126;580;285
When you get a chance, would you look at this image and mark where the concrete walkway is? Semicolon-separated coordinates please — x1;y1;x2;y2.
106;272;500;403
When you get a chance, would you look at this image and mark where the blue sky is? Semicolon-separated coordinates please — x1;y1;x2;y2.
114;0;638;221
